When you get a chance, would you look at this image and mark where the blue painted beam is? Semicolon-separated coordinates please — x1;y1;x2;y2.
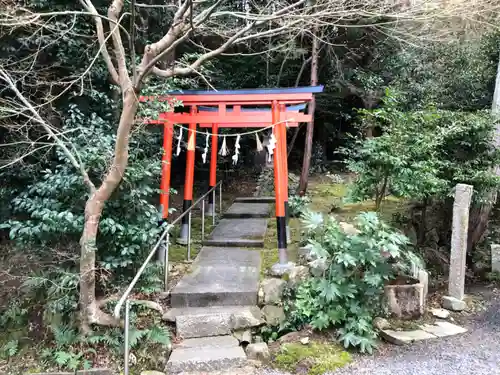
165;85;324;96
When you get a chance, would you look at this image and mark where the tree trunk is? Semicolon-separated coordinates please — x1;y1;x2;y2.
79;88;138;332
297;31;318;194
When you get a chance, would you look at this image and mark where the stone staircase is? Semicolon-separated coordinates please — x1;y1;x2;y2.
164;198;272;373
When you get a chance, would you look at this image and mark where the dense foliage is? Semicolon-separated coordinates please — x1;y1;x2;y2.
286;211;421;353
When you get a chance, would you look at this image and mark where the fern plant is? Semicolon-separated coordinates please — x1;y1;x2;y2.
289;211;422;353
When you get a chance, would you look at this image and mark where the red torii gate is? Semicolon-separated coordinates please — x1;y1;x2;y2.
141;85;324;270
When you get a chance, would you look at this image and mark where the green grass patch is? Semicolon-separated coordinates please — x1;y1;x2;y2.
273;342;352;375
168;216;216;262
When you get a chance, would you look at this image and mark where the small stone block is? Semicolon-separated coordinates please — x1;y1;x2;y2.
176;312;232;338
491;244;500;273
380;329;436;345
270;261;296;277
431;308;450;319
442;295;467;311
420;321;468;338
245;343;271;364
166;346;247;373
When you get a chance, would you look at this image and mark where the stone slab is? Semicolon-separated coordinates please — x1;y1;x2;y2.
193;247;261;268
176;310;232;338
380;329;436;345
166;345;247;373
204;218;268;248
235;197;275;203
224;202;270;218
492;244;500;273
170;265;259;307
163;305;261;323
27;370;112;375
175;335;239;349
420;321;468;337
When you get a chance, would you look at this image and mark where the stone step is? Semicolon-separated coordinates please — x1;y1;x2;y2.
223;202;271;219
235;196;275;203
203;218;268;248
170;247;260;308
171;306;261;339
166;335;247;373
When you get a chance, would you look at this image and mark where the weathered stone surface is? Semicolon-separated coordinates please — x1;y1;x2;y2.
170;248;260;308
270;261;296;277
175;335;239;349
373;317;391;330
288;266;309;288
298;246;316;263
224;203;270;218
420;321;468;337
261;278;286;304
166;346;247;373
384;281;425;319
245;343;271;364
300;337;310;345
308;258;328;277
431;308;450;319
204;218;268;247
233;329;252;344
449;183;473;300
492;244;500;273
229;308;263;330
380;329;436;345
262;305;285;326
418;269;429;305
173;306;261;338
442;296;467;311
141;371;166;375
135;300;163;314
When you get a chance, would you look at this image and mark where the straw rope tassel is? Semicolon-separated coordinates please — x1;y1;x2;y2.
202;131;210;163
219;135;228;156
175;127;183;156
232;134;241;165
255;133;264;152
267;132;277;162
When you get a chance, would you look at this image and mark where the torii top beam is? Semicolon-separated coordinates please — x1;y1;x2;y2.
140;86;324;127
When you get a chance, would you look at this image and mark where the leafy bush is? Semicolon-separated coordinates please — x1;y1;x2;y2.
254;168;300;196
348;90;500;209
287;211;421;353
288;195;311;217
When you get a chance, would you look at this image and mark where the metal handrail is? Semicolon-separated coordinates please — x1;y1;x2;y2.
113;180;223;321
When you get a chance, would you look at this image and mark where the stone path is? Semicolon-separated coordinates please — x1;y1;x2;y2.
165;199;269;373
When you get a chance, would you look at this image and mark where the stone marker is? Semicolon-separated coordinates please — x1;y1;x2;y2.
448;184;473;301
442;295;467;311
431;308;450;319
420;321;468;338
491;243;500;273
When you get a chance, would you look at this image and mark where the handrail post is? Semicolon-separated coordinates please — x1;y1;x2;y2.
219;181;223;214
202;199;205;239
187;211;192;261
164;232;170;291
212;189;216;226
124;299;130;375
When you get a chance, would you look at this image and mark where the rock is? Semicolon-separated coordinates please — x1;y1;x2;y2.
298;247;316;262
129;352;137;365
308;258;329;277
373;317;391;330
135;300;163;314
339;221;360;235
442;296;467;311
300;337;310;345
261;305;285;326
261;278;286;304
229;309;263;330
270;261;296;277
288;266;310;288
420;321;468;337
380;329;436;345
245;343;271;364
233;329;252;344
141;371;166;375
492;243;500;273
418;270;429;306
162;309;176;322
254;335;263;343
431;308;450;319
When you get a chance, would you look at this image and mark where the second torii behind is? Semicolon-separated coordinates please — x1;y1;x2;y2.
142;85;324;274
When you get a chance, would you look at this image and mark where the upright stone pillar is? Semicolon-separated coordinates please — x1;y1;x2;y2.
443;183;473;311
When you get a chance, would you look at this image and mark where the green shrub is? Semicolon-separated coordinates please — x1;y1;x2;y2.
288;195;311;217
287;210;421;353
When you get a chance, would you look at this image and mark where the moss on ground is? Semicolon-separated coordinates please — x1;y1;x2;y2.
273;342;352;375
168;216;216;262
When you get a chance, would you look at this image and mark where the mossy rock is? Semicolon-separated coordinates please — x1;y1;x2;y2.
273;342;351;375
